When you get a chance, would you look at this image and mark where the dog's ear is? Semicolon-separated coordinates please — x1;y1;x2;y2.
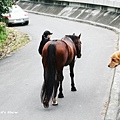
115;52;120;60
117;54;120;59
113;54;120;63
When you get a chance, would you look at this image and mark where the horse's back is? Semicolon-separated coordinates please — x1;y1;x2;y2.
42;37;76;69
42;40;68;69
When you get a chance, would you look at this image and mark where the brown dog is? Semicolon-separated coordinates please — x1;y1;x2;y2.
108;51;120;68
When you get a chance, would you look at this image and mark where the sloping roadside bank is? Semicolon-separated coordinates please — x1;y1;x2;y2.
0;26;30;60
18;1;120;120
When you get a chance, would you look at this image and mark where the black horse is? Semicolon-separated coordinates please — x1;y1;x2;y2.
41;33;82;108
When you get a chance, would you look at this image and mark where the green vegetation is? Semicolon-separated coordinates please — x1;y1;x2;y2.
0;22;7;44
0;0;12;22
0;23;30;59
0;1;30;59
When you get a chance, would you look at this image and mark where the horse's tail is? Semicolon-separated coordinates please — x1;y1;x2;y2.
41;44;56;107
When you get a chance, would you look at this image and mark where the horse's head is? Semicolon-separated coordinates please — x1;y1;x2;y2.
66;33;82;58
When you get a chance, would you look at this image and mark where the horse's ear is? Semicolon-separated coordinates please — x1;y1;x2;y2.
73;33;75;35
78;34;81;38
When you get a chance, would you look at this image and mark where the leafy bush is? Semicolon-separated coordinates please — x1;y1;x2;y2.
0;22;7;43
0;0;12;22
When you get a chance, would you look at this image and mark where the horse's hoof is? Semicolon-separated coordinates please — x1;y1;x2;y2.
43;103;49;108
43;100;49;108
52;101;58;106
71;87;77;91
58;93;64;98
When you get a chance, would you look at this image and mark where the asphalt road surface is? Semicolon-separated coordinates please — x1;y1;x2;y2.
0;13;118;120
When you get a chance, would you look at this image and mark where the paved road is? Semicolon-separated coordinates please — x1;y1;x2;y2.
0;13;118;120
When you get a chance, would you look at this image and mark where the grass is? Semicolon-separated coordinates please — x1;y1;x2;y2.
0;27;30;59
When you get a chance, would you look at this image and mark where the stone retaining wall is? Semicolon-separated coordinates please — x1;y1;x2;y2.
18;1;120;28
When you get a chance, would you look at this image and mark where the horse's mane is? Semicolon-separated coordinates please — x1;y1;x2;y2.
65;35;78;42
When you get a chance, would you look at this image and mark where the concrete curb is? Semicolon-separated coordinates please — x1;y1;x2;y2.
105;67;120;120
19;2;120;119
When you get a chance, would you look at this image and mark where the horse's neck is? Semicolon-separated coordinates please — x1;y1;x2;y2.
61;37;76;55
62;36;70;42
61;37;77;64
62;36;74;46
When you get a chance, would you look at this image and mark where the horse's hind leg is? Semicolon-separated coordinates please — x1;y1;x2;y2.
52;80;59;106
58;71;64;98
70;60;77;91
52;73;59;106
